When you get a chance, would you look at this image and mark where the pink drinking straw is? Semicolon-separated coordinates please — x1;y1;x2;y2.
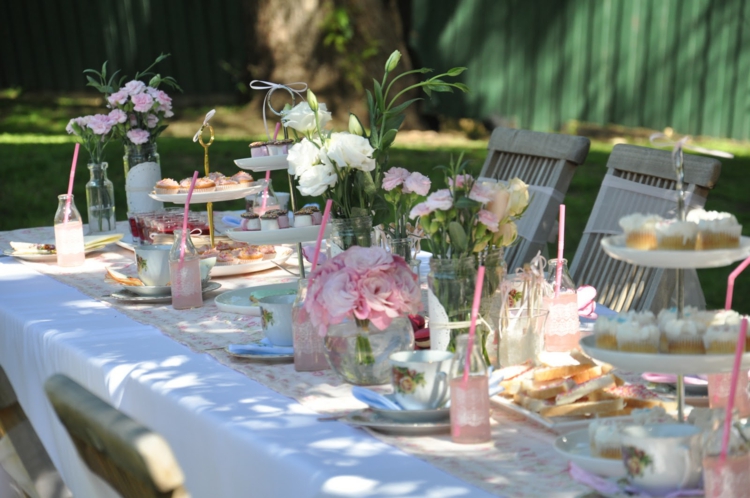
63;143;80;224
261;123;282;213
463;265;486;386
720;317;748;464
179;171;200;268
310;199;333;272
555;204;566;297
725;255;750;310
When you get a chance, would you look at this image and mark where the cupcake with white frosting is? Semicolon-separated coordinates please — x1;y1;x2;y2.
619;213;662;250
616;320;660;353
662;318;706;354
594;316;619;350
655;220;698;250
687;210;742;250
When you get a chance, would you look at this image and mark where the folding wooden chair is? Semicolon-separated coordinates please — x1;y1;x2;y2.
44;375;187;498
0;366;70;498
479;127;590;271
569;144;721;313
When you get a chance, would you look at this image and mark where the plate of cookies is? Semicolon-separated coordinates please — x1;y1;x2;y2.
197;243;293;277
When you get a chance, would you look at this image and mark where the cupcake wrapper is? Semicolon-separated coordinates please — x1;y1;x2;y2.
625;231;657;250
595;333;618;350
617;339;659;353
667;336;705;354
698;225;742;250
657;234;697;250
155;187;180;195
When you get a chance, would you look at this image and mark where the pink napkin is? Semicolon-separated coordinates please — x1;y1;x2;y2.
577;285;597;319
569;462;703;497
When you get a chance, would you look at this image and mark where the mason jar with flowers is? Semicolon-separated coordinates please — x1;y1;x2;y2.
83;54;181;213
409;155;529;353
304;246;422;385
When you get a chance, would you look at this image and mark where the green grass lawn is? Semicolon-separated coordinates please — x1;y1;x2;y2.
1;111;749;313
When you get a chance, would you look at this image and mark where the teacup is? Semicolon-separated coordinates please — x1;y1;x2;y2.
199;257;216;283
134;245;171;286
620;423;702;495
389;350;454;410
258;294;295;346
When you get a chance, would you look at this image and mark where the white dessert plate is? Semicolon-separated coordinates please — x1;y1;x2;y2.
148;182;266;204
554;429;626;479
223;343;293;362
109;281;221;303
491;395;635;434
579;335;750;374
214;282;298;315
342;409;451;436
234;155;289;172
4;243;114;262
371;395;450;424
209;246;293;277
600;235;750;269
225;225;331;245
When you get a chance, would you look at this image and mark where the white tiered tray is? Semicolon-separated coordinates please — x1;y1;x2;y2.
579;335;750;374
148;182;267;204
600;235;750;269
209;247;293;277
225;226;330;245
234;155;289;172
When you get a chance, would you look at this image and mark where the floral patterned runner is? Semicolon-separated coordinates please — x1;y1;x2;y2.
0;222;590;497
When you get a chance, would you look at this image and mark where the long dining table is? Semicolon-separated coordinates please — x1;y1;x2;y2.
0;221;593;498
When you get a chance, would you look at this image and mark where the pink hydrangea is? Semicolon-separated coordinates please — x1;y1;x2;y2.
382;167;410;191
107;90;129;106
402;172;431;196
131;93;154;113
477;209;500;232
126;128;150;145
123;80;146;95
424;189;453;211
87;114;113;135
108;109;127;124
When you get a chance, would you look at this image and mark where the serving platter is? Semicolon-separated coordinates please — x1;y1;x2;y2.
109;281;221;303
225;226;331;245
600;235;750;269
148;182;266;204
234;155;289;172
214;282;298;315
579;335;750;374
341;409;451;436
554;429;626;479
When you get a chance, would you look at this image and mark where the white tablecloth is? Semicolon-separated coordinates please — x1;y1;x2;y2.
0;258;495;498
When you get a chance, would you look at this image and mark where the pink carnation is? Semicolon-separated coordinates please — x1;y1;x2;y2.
402;172;431;196
382;167;410;191
409;202;433;219
163;109;174;118
469;182;495;203
146;114;159;129
448;173;473;189
152;89;172;107
123;80;146;95
424;189;453;211
126;128;150;145
108;109;127;124
87;114;113;135
477;209;500;232
131;93;154;113
107;90;129;106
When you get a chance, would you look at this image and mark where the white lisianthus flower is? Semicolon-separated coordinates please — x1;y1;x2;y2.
508;178;530;217
326;132;376;172
297;150;338;197
287;139;321;176
281;102;331;134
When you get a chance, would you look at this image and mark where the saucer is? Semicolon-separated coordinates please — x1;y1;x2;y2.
343;409;451;435
224;342;294;362
370;394;450;424
110;281;221;303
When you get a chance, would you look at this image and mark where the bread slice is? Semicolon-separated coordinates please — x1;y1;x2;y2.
533;364;592;382
540;398;625;418
571;365;604;384
523;378;577;400
569;350;596;366
555;374;616;405
513;393;552;413
602;384;677;411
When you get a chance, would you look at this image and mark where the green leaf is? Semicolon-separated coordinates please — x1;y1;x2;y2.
448;221;468;252
373;79;384;112
382;114;405;134
357;170;377;196
149;75;161;88
455;197;481;209
453;82;470;93
388;97;422;117
380;129;398;150
445;67;467;77
428;84;454;93
423;86;432;98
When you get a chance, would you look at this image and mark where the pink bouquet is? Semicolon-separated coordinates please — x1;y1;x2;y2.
304;246;422;335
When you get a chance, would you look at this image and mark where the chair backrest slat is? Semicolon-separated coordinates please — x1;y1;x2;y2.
479;127;590;271
570;144;721;312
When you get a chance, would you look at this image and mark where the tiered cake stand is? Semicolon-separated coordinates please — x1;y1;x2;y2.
582;236;750;421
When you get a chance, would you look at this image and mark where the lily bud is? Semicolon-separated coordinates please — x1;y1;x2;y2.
307;89;319;112
385;50;401;73
348;113;366;137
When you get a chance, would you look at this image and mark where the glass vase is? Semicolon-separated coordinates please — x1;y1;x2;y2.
328;216;372;257
85;162;116;234
323;316;413;385
427;256;478;352
123;142;163;213
477;247;507;346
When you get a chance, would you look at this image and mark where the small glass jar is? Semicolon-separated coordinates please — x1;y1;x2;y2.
54;194;86;267
169;229;203;310
449;334;491;444
543;258;580;352
293;279;328;372
702;409;750;497
252;180;280;215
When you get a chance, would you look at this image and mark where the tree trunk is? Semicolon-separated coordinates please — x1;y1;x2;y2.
244;0;423;130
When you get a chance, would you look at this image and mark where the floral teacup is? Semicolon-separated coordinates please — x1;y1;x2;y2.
134;245;171;286
620;423;702;496
258;294;295;346
389;350;454;410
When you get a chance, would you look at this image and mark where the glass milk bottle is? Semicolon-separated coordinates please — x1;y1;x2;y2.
543;258;580;352
292;279;329;372
702;409;750;498
449;334;491;444
53;194;86;267
169;229;203;310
